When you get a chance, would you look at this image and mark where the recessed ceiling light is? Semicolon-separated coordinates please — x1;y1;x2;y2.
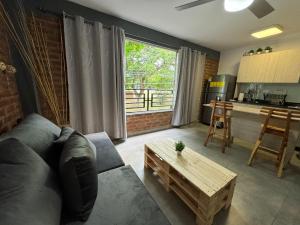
224;0;255;12
251;25;283;39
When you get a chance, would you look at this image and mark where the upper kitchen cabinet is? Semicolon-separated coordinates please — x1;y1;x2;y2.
237;50;300;83
273;50;300;83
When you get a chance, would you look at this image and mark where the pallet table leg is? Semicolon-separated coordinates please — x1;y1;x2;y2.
196;215;213;225
225;178;236;209
164;164;171;192
144;146;149;169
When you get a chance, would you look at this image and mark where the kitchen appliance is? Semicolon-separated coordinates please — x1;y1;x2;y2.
175;0;274;19
263;93;287;106
201;74;237;125
238;93;245;102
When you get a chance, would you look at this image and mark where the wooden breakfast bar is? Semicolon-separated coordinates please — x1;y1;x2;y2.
204;102;300;164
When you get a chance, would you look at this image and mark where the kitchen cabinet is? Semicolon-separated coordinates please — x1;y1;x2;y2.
237;50;300;83
273;50;300;83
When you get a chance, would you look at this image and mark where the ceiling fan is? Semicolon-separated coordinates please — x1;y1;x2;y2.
175;0;274;19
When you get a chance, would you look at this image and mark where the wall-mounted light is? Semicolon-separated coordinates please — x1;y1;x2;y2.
0;61;17;74
251;25;283;39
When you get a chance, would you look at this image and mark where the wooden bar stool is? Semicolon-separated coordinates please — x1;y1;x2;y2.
248;107;300;177
204;100;233;153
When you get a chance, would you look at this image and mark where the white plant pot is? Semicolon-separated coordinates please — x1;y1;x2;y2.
177;151;182;156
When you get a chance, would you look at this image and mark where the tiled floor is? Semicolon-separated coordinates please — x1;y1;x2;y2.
115;124;300;225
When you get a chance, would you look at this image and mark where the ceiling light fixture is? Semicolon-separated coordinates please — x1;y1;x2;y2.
224;0;255;12
251;25;283;39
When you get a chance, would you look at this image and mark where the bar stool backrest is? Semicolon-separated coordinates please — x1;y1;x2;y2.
260;107;300;121
259;107;300;140
209;100;233;117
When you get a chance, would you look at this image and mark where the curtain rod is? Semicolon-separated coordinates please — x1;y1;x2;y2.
63;14;110;29
38;8;182;51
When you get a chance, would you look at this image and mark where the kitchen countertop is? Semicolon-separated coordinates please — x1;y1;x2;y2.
228;100;300;110
203;102;300;120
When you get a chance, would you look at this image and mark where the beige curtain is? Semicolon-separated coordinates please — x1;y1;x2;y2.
64;15;127;139
172;47;206;126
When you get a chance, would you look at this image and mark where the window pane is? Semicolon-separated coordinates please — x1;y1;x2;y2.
125;39;177;113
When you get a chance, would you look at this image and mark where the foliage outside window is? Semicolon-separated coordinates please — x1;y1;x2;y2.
125;39;177;113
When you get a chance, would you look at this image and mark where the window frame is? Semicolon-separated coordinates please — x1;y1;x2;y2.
124;38;178;115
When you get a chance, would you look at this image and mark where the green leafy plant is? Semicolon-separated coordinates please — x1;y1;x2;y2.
256;48;263;54
265;46;272;52
248;50;255;55
175;141;185;152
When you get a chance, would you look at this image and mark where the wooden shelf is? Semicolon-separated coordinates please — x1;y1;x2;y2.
169;170;200;203
170;183;199;216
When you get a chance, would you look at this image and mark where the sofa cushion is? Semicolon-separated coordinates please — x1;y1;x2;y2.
0;138;62;225
59;131;98;221
63;165;171;225
85;132;125;173
0;113;61;167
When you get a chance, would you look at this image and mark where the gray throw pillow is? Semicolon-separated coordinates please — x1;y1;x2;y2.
0;138;62;225
54;127;97;158
59;131;98;221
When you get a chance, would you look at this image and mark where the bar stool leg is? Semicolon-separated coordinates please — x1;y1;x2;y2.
204;118;214;147
222;119;227;153
277;147;287;178
248;140;261;166
227;118;232;147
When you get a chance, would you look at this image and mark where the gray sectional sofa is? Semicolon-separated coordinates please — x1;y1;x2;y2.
0;114;171;225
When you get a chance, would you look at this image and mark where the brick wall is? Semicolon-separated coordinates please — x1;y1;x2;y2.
127;111;172;136
0;13;23;134
29;15;69;125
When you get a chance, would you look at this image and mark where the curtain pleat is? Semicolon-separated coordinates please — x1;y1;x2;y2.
172;47;206;126
63;15;127;139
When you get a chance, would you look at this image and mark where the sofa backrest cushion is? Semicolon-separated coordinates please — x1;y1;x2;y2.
0;138;62;225
0;114;61;168
59;131;98;221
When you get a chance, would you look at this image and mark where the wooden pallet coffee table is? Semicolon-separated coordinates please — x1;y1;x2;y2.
144;139;237;225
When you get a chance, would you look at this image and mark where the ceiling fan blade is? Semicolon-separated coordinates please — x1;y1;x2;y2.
175;0;216;11
248;0;274;19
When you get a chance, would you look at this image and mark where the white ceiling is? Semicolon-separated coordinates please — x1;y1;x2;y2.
67;0;300;51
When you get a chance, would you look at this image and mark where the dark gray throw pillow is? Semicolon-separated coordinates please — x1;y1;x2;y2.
0;138;62;225
54;127;97;157
54;127;75;146
59;131;98;221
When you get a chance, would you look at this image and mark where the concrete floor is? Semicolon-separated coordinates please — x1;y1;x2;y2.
115;124;300;225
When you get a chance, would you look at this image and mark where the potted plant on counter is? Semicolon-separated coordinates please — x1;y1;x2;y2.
248;50;255;56
175;141;185;156
256;48;263;54
265;46;272;53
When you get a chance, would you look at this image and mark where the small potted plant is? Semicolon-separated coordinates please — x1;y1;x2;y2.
265;46;272;53
248;50;255;56
175;141;185;156
256;48;263;54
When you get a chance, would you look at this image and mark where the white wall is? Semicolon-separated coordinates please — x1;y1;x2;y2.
218;32;300;76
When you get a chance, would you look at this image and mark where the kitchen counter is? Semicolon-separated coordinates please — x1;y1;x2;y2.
203;102;300;164
228;100;300;111
203;102;300;120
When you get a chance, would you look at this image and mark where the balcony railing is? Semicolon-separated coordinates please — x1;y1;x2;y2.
125;89;174;113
